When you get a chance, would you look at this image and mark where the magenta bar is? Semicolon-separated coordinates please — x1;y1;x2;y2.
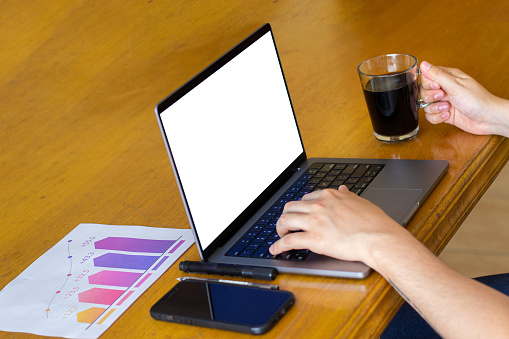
168;240;186;254
88;270;143;287
94;237;175;253
78;288;125;305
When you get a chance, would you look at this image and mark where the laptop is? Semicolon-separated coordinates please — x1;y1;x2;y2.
154;23;448;279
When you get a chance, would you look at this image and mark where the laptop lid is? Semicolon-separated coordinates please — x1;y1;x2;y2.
155;24;305;258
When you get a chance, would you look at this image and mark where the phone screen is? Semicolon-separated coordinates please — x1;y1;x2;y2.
150;280;295;334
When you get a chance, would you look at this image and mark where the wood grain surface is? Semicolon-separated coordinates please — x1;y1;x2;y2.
1;1;508;338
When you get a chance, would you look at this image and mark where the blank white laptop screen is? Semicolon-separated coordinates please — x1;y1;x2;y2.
160;32;304;250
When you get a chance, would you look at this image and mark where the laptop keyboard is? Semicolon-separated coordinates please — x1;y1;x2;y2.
225;162;384;261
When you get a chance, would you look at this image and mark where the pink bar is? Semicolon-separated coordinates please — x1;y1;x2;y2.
134;273;152;288
78;288;125;305
89;270;143;287
116;290;135;306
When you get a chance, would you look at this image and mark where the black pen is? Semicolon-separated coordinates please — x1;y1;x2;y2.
179;260;277;280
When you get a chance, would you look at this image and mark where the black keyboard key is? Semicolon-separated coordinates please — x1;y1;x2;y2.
237;238;252;246
352;188;364;195
331;180;345;186
260;229;273;236
354;179;370;189
342;164;359;175
282;192;296;199
310;163;324;169
351;164;371;178
320;163;336;172
304;183;317;190
262;238;276;247
252;246;270;258
245;231;258;238
269;232;280;240
276;251;293;260
346;177;359;184
265;252;276;259
246;242;261;250
239;249;255;257
277;198;290;205
253;235;268;243
264;211;279;219
251;224;264;232
300;174;313;181
226;245;245;256
313;172;327;178
290;251;309;261
318;181;330;188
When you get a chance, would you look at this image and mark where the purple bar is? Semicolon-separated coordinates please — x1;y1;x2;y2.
88;270;143;287
151;256;169;271
168;240;186;254
95;237;176;253
93;253;159;270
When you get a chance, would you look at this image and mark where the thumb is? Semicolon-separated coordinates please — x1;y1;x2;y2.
420;61;463;91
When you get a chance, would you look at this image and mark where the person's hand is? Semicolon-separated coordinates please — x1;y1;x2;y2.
419;61;509;137
269;186;402;266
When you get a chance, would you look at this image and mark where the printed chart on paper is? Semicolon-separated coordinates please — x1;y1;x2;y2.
0;223;194;338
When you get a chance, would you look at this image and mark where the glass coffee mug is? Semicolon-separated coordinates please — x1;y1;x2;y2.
357;54;431;142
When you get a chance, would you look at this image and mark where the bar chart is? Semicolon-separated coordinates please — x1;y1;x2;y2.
0;223;194;339
74;237;187;326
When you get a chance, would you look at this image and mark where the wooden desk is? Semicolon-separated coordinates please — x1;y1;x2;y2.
2;1;508;338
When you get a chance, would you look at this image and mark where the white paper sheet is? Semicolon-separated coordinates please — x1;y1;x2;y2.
0;223;194;338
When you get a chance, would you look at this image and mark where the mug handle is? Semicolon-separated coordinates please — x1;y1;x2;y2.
417;68;437;109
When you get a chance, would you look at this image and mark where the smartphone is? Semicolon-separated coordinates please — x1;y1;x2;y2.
150;279;295;335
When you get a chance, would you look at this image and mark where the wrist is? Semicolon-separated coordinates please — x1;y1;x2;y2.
488;97;509;137
363;223;416;272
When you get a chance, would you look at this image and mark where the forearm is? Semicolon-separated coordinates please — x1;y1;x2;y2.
367;227;509;338
490;97;509;137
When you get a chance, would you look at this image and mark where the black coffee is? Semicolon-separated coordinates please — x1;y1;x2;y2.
363;74;418;137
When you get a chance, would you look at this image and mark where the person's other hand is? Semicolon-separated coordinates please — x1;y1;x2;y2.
420;61;509;137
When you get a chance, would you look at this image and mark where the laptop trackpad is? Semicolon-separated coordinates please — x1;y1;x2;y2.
362;188;423;225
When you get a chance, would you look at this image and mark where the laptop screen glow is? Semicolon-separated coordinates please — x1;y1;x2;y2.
160;31;304;250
